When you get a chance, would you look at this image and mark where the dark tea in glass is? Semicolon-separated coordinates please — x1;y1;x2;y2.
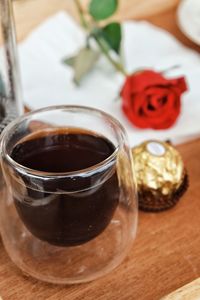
11;129;119;246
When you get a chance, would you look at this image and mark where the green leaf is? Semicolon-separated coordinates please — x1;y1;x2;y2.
102;22;121;53
62;56;76;67
74;48;99;84
89;0;118;21
63;48;100;84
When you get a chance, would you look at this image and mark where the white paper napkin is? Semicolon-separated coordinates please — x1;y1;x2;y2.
19;11;200;147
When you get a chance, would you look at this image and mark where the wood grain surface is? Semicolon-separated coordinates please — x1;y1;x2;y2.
13;0;180;42
12;0;200;53
0;1;200;299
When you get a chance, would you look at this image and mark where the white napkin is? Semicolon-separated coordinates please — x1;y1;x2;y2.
19;11;200;147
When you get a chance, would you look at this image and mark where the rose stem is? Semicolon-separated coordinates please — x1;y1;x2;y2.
74;0;128;77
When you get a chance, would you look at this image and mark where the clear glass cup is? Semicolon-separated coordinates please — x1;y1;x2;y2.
0;105;137;284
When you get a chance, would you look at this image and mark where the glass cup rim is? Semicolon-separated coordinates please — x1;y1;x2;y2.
1;105;127;179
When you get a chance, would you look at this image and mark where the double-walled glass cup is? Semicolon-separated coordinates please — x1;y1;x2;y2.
0;105;137;284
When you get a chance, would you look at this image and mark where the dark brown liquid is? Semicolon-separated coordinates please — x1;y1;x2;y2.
11;130;119;247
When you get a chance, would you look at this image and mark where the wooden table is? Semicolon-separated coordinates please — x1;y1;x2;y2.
1;1;200;299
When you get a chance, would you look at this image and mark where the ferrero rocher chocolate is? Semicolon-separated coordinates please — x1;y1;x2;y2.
132;140;188;212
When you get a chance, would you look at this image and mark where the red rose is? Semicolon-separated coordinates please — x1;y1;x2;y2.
121;70;188;130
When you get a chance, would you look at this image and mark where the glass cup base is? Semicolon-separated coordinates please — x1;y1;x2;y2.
0;190;136;284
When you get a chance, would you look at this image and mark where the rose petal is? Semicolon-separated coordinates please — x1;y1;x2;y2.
131;114;150;128
122;93;150;128
142;89;169;115
150;94;165;109
144;91;180;124
122;103;149;129
149;93;181;129
120;72;186;130
150;114;179;129
168;77;188;93
145;87;168;97
131;93;147;114
120;77;133;102
127;70;169;94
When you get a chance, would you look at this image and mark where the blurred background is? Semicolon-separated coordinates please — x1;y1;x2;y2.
1;0;199;145
13;0;180;41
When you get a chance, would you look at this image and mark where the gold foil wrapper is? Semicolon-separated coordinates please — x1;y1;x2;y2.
132;140;187;211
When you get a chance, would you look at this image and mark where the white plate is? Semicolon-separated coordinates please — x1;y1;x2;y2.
177;0;200;46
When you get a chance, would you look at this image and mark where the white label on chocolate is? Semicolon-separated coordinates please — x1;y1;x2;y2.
147;142;165;156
